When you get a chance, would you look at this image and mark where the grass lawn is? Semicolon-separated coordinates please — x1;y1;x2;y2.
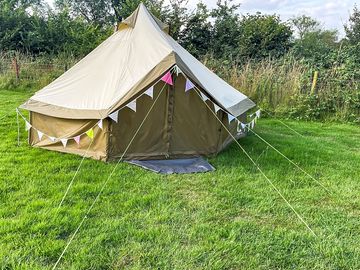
0;89;360;270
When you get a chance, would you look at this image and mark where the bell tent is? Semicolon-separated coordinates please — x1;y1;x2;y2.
20;3;256;161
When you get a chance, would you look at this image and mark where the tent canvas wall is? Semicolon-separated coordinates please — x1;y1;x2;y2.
20;4;255;161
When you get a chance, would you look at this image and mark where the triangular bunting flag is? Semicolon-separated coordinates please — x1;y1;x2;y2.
60;138;68;148
74;135;81;145
161;71;173;85
86;129;94;139
214;104;221;113
98;119;103;130
227;113;236;124
25;121;32;131
251;120;255;129
126;100;137;112
240;122;246;130
185;79;195;92
37;130;44;140
48;136;56;142
200;92;208;101
144;86;154;99
175;65;182;76
255;110;261;118
109;110;119;123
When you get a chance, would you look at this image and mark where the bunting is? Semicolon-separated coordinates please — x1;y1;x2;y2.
17;68;260;151
200;92;209;102
109;111;119;123
175;65;182;76
126;100;137;112
98;119;103;130
86;129;94;139
144;86;154;99
227;113;236;124
25;122;31;131
60;138;68;148
37;130;44;140
185;79;195;92
161;71;173;85
74;135;81;145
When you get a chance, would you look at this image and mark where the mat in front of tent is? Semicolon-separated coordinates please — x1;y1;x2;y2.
126;157;215;174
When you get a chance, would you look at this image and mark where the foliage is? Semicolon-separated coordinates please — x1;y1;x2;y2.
237;13;292;60
179;2;212;58
345;4;360;45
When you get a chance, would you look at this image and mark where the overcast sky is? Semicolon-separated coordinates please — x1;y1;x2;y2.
46;0;358;37
187;0;358;37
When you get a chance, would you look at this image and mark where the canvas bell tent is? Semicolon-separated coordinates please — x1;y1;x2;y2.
19;3;256;161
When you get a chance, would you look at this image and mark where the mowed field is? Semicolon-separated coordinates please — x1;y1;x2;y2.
0;89;360;269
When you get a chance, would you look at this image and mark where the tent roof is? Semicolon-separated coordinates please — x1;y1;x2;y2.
21;3;255;119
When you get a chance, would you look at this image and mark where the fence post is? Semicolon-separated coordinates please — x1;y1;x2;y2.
310;71;318;95
12;57;20;81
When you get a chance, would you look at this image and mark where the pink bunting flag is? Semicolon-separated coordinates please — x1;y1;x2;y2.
98;119;103;130
74;135;81;145
185;79;195;92
161;71;173;85
60;138;68;148
109;111;119;123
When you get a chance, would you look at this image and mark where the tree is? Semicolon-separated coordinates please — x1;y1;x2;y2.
345;5;360;45
0;0;46;52
210;0;241;60
290;15;319;39
237;13;292;60
179;2;212;57
291;15;338;67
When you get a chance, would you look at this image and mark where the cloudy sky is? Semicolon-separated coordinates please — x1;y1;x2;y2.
187;0;358;37
45;0;358;37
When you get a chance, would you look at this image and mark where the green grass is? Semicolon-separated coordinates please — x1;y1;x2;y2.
0;89;359;269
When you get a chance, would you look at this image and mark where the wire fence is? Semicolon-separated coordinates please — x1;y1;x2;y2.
0;51;78;83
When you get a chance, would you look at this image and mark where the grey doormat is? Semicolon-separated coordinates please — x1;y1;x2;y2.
126;157;215;174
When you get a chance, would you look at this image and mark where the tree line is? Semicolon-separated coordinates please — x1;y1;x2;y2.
1;0;359;68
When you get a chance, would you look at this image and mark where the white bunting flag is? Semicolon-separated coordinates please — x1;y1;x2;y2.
251;120;255;129
49;136;56;142
200;92;208;101
213;104;221;113
240;122;246;130
25;121;32;131
109;110;119;123
126;100;137;112
255;110;261;118
60;138;68;148
37;130;44;140
227;113;236;124
98;119;103;130
144;86;154;99
175;65;182;76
